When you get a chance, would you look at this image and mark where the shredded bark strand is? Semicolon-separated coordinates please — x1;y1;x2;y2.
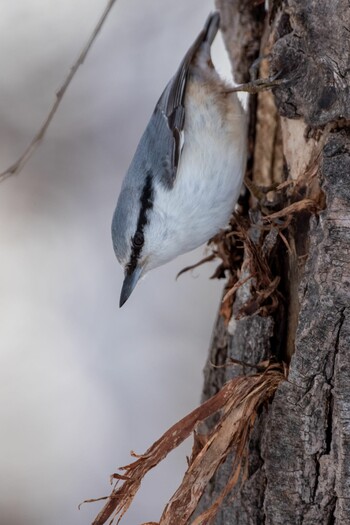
176;254;217;280
89;362;286;525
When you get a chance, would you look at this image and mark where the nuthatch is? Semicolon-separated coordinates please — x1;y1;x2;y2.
112;12;247;307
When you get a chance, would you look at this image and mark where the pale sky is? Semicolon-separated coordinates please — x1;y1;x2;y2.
0;1;231;523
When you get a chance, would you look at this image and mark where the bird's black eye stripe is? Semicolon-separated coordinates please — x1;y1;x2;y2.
126;173;153;275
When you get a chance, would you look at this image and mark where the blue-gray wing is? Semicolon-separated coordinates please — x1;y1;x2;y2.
135;12;220;189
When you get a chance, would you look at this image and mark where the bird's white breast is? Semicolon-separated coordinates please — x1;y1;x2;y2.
147;78;247;268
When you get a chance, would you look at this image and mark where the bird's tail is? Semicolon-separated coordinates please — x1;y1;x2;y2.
156;12;220;124
201;12;220;47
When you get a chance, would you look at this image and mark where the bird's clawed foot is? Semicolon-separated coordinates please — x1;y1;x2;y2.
224;71;288;95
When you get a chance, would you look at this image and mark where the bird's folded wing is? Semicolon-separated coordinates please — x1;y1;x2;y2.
148;12;220;188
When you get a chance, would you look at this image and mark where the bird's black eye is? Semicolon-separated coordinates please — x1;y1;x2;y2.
132;232;144;247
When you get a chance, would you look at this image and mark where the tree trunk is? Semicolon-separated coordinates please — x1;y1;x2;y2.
198;1;350;523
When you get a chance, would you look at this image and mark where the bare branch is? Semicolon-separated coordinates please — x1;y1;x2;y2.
0;0;118;183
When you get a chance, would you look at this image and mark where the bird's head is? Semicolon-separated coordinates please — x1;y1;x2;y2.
111;172;178;307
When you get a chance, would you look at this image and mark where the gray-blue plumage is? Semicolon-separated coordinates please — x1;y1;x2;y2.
112;12;247;306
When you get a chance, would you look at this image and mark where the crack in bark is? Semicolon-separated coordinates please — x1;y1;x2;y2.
324;307;348;521
308;309;346;512
334;308;346;359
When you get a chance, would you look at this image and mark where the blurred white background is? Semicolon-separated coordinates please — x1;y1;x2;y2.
0;1;231;523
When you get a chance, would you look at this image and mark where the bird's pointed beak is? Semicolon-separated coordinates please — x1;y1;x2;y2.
119;265;143;307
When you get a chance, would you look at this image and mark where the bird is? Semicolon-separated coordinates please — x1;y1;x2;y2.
112;12;247;307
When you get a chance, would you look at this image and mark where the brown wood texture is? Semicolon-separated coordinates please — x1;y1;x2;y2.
198;1;350;523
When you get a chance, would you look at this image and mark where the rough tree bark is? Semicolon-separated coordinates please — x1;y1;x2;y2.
198;1;350;524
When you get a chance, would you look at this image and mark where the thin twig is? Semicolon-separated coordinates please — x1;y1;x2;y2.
0;0;118;183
